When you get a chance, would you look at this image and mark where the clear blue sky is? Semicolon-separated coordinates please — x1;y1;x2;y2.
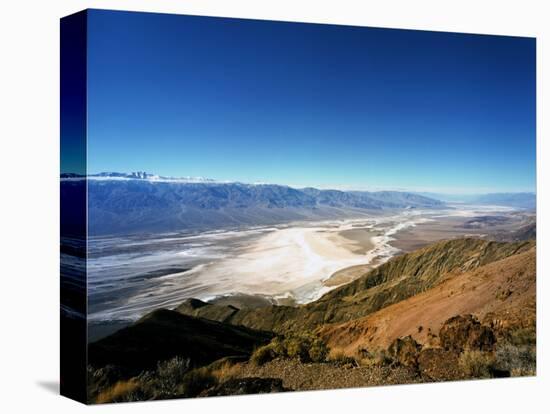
87;9;536;193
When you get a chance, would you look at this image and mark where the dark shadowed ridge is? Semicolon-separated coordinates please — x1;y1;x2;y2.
88;309;273;376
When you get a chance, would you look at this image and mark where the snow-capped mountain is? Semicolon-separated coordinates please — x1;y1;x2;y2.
61;171;220;183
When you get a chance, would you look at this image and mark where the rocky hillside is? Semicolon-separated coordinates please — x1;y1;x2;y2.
175;239;534;333
88;237;536;403
318;246;536;354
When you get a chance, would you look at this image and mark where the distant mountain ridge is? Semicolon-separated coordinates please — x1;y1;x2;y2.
418;191;536;209
469;192;536;209
61;172;444;235
61;171;219;183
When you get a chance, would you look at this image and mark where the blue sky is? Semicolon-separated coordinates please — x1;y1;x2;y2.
86;10;536;193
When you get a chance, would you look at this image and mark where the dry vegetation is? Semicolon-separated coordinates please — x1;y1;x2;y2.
88;238;536;403
251;333;329;366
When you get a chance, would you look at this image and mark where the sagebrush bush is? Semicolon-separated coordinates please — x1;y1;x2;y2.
251;344;278;366
251;333;330;365
153;356;191;395
285;336;310;361
458;350;495;378
358;349;393;368
328;348;355;363
284;333;329;363
507;327;536;347
95;379;144;404
210;360;241;382
495;343;536;377
269;337;288;356
93;356;217;403
308;337;329;363
180;367;217;397
87;364;125;401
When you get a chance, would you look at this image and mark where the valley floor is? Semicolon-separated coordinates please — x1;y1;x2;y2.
87;204;534;342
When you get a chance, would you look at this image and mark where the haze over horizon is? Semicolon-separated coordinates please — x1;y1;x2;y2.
79;10;535;194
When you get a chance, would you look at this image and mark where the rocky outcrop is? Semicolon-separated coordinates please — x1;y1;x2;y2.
388;336;422;368
388;315;497;381
439;315;496;352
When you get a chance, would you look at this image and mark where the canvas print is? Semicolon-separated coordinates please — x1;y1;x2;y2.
60;9;536;404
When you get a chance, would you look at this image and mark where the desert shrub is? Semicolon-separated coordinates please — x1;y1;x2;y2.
210;360;241;382
285;333;329;363
511;367;536;377
180;367;217;397
495;343;536;377
94;356;212;402
358;349;393;368
251;343;278;366
285;336;310;361
458;350;495;378
87;364;125;401
507;327;536;347
328;348;356;364
95;379;145;404
151;356;190;395
251;333;329;365
308;337;329;362
269;336;288;356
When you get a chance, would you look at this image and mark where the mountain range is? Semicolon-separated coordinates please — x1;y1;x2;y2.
418;191;536;209
61;172;536;236
62;172;444;235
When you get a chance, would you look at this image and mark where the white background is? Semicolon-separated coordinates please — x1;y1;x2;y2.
0;0;548;412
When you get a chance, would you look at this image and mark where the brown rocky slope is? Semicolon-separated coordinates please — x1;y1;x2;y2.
317;245;536;355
